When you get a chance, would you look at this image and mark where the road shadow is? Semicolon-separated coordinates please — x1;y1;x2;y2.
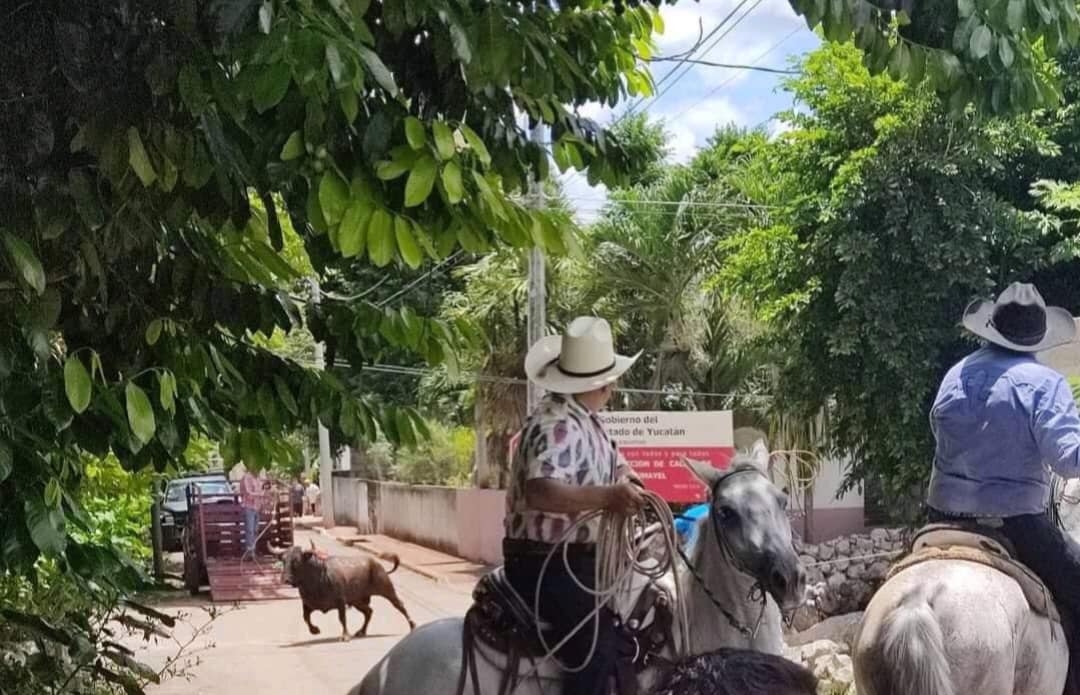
281;634;397;648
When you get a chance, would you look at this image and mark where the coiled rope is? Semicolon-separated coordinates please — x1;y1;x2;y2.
519;489;691;686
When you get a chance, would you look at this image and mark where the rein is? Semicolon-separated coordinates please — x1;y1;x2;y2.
678;466;769;642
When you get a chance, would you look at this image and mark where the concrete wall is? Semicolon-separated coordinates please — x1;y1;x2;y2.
771;455;866;543
456;488;506;565
330;474;507;564
376;482;460;556
332;476;372;533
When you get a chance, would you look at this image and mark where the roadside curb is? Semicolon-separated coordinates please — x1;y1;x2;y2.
312;526;448;583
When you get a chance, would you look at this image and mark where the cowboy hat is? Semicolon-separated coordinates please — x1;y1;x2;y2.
524;317;641;394
962;282;1076;353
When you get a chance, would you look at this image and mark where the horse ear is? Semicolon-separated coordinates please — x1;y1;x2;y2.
682;457;722;493
750;439;770;473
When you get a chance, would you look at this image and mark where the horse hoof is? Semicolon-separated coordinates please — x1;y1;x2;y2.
309;626;321;635
408;622;416;631
340;634;351;643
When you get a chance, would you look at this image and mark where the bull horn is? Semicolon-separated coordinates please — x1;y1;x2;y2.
310;539;317;551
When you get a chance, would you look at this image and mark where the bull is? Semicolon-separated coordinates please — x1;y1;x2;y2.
278;541;415;641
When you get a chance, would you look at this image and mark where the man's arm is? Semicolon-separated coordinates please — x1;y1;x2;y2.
1035;376;1080;478
525;479;644;515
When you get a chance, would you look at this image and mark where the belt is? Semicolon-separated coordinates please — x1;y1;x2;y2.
503;538;596;558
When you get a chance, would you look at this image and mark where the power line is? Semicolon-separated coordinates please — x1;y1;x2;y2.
375;251;464;308
346;361;774;401
626;0;767;119
623;0;757;119
669;25;804;123
553;195;776;210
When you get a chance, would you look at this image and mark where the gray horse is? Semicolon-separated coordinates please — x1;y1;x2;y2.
351;447;806;695
853;476;1080;695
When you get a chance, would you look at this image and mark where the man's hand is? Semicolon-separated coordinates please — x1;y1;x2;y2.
605;481;646;515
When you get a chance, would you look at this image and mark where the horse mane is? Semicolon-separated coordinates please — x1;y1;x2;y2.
650;648;818;695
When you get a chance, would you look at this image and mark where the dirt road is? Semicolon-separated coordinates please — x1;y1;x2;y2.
137;530;476;695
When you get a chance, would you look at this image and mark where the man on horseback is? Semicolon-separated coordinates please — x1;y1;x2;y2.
927;282;1080;688
504;316;647;695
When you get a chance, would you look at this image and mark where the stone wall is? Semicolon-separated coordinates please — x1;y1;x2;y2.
796;527;906;620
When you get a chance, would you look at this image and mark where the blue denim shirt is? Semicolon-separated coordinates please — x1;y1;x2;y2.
928;346;1080;516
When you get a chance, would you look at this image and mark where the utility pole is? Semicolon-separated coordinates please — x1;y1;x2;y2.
309;277;335;528
526;124;547;413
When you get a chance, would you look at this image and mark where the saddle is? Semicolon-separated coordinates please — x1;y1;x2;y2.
890;523;1061;624
457;567;674;695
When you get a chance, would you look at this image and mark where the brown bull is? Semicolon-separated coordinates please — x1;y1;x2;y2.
279;541;415;641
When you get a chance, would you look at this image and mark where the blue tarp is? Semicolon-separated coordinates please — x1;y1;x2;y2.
675;504;710;546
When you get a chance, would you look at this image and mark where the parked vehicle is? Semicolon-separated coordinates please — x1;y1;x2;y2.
158;472;232;552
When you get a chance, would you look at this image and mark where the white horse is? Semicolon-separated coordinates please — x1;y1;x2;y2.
853;478;1080;695
351;448;807;695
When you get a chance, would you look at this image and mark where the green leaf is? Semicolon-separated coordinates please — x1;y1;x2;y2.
326;44;347;86
405;155;438;207
405;117;426;150
339;199;371;258
441;161;464;203
259;0;273;33
145;319;164;346
0;440;11;483
958;0;975;17
25;497;65;556
970;25;993;59
376;159;412;180
319;171;350;225
395;217;423;269
432;122;456;160
125;382;156;444
2;233;46;295
459;125;491;166
64;357;92;414
127;127;157;186
252;62;292;113
358;46;397;95
159;371;176;413
1007;0;1026;31
45;478;61;509
281;131;304;160
339;88;359;123
998;37;1015;68
368;210;395;267
274;376;299;416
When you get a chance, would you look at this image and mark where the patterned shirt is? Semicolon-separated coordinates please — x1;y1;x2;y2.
928;345;1080;517
504;393;631;544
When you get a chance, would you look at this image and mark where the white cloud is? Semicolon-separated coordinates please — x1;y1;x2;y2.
666;97;745;162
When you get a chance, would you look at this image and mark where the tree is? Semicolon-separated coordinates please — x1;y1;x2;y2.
717;42;1080;501
0;1;662;688
788;0;1080;114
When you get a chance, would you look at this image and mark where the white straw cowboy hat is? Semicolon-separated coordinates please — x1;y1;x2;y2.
963;282;1076;353
524;317;641;394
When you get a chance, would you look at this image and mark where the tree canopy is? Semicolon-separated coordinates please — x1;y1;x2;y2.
0;0;662;588
789;0;1080;114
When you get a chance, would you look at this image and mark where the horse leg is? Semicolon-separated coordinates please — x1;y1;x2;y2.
303;604;320;635
353;597;373;637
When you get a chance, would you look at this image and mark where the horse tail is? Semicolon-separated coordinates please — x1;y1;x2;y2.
877;588;954;695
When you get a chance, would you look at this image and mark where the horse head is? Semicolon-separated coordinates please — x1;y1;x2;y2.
684;443;806;611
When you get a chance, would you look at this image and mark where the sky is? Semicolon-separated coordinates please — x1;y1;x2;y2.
562;0;822;222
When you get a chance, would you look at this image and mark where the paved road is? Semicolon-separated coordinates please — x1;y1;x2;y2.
138;530;475;695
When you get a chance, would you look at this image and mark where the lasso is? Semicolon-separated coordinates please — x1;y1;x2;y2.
513;489;690;690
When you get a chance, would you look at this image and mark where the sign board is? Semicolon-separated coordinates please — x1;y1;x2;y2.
598;411;735;503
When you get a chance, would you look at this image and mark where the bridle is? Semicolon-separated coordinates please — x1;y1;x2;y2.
677;466;770;641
